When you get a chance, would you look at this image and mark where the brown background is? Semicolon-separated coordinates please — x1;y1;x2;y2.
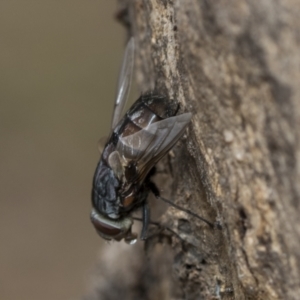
0;1;124;299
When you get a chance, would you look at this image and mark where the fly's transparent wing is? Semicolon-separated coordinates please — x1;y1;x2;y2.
111;37;135;129
97;136;109;154
116;113;192;181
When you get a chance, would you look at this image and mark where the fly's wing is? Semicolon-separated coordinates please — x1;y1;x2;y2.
116;113;192;181
97;136;109;154
111;37;135;129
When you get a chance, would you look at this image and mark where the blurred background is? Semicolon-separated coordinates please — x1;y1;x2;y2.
0;1;125;299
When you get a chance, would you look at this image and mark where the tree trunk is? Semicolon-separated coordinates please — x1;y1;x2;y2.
85;1;300;299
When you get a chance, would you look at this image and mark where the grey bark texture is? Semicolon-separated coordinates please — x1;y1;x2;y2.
85;1;300;299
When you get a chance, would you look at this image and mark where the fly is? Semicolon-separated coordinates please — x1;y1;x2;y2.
91;38;214;244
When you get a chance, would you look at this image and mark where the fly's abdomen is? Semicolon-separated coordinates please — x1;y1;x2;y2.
116;94;179;138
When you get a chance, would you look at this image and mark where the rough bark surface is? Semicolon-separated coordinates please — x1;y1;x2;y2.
85;1;300;299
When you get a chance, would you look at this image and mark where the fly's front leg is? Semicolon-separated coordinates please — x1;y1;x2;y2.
148;181;215;229
133;217;185;243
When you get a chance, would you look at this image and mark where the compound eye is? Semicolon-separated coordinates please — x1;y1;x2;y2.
90;208;135;242
91;217;122;237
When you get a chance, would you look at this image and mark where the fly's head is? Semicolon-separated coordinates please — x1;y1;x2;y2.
90;207;137;244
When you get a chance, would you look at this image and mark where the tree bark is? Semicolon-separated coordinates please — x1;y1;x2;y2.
85;1;300;299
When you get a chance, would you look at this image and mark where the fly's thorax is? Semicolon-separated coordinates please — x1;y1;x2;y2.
92;160;121;218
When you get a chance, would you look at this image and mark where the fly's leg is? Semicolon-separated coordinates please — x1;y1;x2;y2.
132;217;185;242
147;181;216;229
140;202;150;240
